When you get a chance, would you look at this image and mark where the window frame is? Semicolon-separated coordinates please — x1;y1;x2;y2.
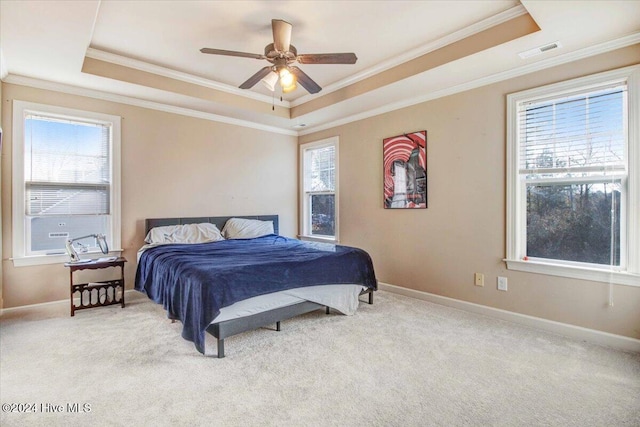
506;65;639;286
12;101;121;267
299;136;339;242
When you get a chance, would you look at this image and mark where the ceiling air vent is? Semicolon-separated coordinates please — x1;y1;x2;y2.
518;41;562;59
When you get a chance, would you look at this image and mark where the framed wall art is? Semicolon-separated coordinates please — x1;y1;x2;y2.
383;130;427;209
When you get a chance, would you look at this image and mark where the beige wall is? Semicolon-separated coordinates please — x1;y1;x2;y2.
2;46;639;340
300;45;640;339
1;84;298;308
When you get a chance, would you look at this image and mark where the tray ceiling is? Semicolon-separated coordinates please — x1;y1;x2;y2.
1;1;639;134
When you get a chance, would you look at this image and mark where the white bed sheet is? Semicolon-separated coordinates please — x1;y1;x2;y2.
212;284;365;324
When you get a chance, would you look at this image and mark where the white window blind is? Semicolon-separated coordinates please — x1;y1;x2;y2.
518;85;626;178
25;115;111;217
305;145;335;192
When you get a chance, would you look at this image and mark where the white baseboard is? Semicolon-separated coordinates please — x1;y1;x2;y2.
378;282;640;353
0;289;141;316
4;285;639;353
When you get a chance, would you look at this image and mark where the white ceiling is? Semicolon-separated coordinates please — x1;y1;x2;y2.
1;1;639;135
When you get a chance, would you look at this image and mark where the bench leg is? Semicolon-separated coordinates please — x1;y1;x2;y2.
217;338;225;358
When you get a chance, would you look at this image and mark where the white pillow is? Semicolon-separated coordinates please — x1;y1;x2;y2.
145;223;224;245
221;218;274;239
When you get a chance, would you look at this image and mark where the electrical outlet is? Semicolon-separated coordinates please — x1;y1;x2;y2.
474;273;484;287
497;276;508;291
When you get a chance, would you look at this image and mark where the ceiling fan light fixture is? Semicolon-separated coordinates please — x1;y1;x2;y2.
260;71;279;91
279;68;296;89
282;82;297;93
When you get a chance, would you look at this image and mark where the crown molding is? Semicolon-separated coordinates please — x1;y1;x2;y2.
84;47;290;108
2;74;298;136
291;4;529;107
5;32;637;139
84;5;528;111
299;32;640;136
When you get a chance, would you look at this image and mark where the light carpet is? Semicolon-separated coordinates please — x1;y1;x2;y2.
1;290;639;427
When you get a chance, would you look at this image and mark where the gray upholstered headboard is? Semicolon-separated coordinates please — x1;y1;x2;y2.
145;215;279;235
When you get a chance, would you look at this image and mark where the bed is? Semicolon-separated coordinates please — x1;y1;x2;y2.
135;215;377;357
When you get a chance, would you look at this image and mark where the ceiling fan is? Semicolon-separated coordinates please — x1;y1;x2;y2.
200;19;357;94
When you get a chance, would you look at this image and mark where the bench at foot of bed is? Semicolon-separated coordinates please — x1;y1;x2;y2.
207;288;375;358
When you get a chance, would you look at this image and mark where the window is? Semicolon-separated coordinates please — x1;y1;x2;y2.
300;137;338;241
506;66;639;286
12;101;121;266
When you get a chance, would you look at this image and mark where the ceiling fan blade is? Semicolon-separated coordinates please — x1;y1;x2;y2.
239;66;273;89
289;66;322;94
200;48;265;60
272;19;292;52
296;53;358;64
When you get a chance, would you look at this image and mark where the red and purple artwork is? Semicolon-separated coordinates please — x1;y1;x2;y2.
383;130;427;209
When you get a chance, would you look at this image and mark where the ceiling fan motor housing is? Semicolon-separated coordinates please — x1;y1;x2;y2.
265;43;297;60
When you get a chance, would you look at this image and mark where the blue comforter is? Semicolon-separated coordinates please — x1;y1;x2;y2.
135;235;377;353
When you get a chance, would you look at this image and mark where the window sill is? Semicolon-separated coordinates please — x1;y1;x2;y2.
11;250;123;267
298;235;339;244
505;259;640;287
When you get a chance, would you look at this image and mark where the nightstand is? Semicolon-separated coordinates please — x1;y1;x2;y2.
65;257;126;316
